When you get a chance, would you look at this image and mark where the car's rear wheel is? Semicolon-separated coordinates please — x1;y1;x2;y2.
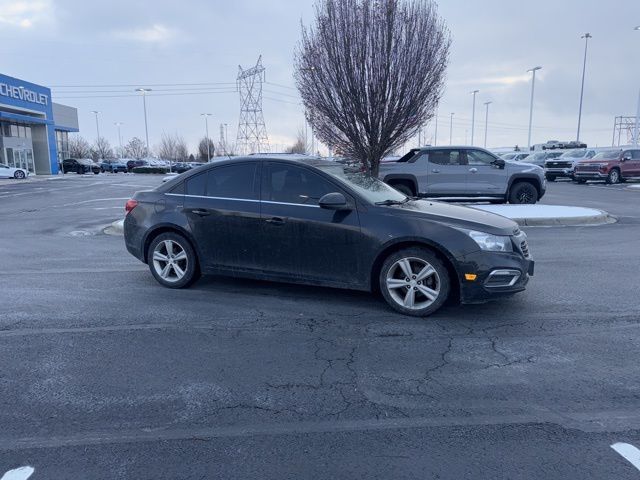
14;170;25;179
379;247;450;317
606;169;620;184
508;182;538;204
147;233;199;288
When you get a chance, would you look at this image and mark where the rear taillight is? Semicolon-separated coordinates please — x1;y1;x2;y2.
125;199;138;214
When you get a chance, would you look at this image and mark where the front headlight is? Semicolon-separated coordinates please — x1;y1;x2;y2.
460;229;513;252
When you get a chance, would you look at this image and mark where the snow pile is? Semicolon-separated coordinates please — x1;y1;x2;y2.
472;204;603;219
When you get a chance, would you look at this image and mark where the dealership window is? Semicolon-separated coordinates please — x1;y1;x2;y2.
10;124;18;137
56;131;69;163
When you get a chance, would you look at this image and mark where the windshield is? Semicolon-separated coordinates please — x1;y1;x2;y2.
560;149;587;158
318;164;407;204
592;150;620;160
523;152;544;161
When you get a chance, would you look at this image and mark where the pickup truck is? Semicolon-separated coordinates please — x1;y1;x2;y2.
379;146;546;204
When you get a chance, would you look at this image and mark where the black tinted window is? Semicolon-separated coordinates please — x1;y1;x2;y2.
266;164;336;205
206;163;258;199
427;150;463;166
631;150;640;159
186;172;206;196
170;182;184;194
467;150;497;166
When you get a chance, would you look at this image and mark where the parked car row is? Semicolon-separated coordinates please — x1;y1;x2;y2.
572;148;640;184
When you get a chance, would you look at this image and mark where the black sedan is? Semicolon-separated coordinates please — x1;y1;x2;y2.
62;158;100;174
124;157;533;317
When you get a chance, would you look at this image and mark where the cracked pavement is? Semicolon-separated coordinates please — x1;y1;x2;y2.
1;175;640;478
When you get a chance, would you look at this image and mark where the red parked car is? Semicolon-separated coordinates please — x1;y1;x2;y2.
573;148;640;184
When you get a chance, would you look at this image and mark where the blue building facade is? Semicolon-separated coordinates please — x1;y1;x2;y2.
0;73;79;175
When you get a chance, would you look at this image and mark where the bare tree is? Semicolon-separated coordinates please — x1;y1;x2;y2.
69;135;92;158
91;137;114;160
124;137;148;160
286;127;308;154
295;0;450;175
198;137;216;161
157;133;178;162
175;136;189;161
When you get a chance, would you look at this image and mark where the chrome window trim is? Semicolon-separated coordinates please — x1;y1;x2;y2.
164;193;321;208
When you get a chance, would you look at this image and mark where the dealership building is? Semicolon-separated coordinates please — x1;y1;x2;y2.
0;73;79;175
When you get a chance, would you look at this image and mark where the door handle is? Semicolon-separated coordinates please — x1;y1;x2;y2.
469;168;478;173
431;169;440;173
265;217;285;226
190;208;210;217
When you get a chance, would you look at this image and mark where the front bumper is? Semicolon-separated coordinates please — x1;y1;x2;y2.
574;171;607;180
545;167;574;178
456;250;534;304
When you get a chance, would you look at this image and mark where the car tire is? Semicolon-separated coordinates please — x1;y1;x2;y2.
576;179;587;184
147;232;200;289
508;182;538;204
606;169;620;185
545;175;556;182
391;183;414;197
379;247;450;317
14;170;26;179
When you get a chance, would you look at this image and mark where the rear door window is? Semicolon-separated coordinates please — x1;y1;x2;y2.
427;150;464;166
186;172;206;196
206;163;258;200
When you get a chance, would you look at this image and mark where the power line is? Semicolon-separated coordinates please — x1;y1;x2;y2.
50;82;236;88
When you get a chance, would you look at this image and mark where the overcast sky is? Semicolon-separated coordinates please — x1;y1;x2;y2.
1;0;638;154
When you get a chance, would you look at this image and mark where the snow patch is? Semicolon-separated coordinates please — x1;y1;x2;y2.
471;204;604;219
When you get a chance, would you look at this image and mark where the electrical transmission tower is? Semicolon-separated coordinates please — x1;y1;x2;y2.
612;116;638;146
236;56;269;155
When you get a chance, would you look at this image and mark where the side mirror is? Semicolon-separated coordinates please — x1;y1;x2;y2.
493;158;506;169
319;192;351;211
622;155;631;162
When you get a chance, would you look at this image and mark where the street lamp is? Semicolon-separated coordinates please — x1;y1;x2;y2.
114;122;123;158
634;27;640;146
91;110;100;140
527;66;542;150
135;88;152;153
470;90;479;145
433;109;439;146
576;33;592;142
483;101;492;148
200;113;212;161
449;112;455;145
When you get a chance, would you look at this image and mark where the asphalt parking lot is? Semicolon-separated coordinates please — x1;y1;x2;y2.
1;173;640;479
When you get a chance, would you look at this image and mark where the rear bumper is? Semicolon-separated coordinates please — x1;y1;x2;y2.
456;250;533;304
124;214;146;263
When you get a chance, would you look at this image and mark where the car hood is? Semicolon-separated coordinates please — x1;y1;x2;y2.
506;160;543;172
381;199;518;236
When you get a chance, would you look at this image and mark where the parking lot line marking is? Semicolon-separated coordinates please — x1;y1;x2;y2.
611;443;640;471
62;197;130;207
0;466;34;480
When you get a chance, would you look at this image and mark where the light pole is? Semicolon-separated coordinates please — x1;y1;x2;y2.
576;33;592;142
114;122;123;157
135;88;152;153
91;110;100;140
224;123;229;155
200;113;212;161
434;109;438;146
634;26;640;146
527;66;542;150
483;101;492;148
449;112;455;145
470;90;479;145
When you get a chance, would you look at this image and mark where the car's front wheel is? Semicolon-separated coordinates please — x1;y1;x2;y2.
14;170;25;179
508;182;538;204
606;169;620;184
147;232;200;288
379;247;450;317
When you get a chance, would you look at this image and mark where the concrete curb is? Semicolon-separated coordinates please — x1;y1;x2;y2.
104;219;124;236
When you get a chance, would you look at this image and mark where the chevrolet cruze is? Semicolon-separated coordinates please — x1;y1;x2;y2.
123;156;534;317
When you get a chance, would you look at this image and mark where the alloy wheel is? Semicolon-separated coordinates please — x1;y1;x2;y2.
385;257;441;310
152;240;188;283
